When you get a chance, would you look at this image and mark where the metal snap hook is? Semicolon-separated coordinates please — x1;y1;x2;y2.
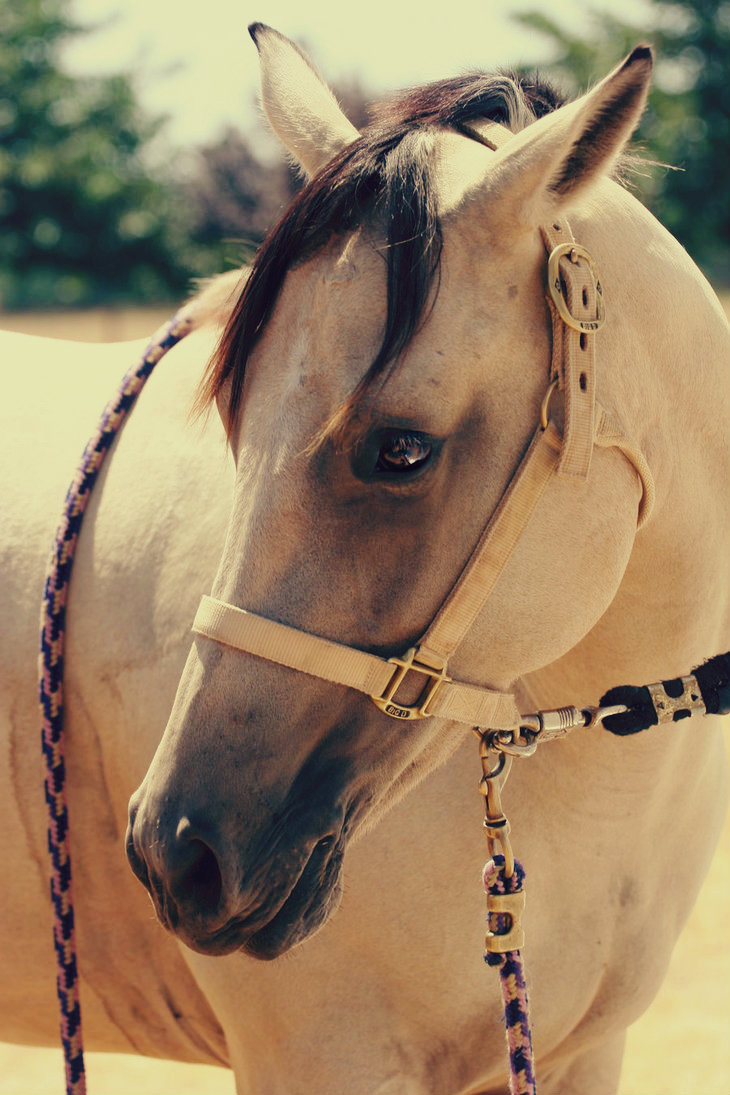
581;703;629;729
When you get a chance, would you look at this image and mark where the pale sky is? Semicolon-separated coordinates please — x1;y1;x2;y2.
65;0;656;146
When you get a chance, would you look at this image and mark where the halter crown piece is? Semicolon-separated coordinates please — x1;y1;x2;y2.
192;122;655;736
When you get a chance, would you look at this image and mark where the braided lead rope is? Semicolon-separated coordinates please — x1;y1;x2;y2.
39;312;193;1095
483;856;537;1095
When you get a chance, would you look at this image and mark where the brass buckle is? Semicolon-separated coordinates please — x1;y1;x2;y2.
547;243;605;333
371;647;451;720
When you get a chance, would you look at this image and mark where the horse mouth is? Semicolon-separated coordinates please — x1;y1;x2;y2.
246;837;344;959
180;836;345;960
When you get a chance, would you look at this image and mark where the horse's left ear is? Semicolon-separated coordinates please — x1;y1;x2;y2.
249;23;360;177
484;45;653;226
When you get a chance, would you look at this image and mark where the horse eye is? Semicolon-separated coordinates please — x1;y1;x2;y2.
375;432;433;475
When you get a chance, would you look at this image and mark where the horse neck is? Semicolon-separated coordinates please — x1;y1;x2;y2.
524;184;730;709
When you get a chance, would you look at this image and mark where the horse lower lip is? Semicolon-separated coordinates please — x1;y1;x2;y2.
245;843;343;960
193;837;340;960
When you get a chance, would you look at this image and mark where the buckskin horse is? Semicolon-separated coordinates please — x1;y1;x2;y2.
1;24;728;1095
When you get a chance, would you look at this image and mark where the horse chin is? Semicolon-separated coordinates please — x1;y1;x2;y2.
244;866;344;961
179;843;345;961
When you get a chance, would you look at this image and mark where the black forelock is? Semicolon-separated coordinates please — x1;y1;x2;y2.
198;69;565;434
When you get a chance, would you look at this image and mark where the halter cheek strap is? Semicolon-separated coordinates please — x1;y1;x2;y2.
193;594;523;728
192;123;655;731
462;120;600;483
192;413;652;729
193;423;563;731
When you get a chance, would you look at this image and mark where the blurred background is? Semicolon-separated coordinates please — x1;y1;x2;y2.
1;0;728;334
0;1;728;1092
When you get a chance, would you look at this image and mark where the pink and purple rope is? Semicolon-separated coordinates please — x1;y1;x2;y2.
39;312;192;1095
483;856;537;1095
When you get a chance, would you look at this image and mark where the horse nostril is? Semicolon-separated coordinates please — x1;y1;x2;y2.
127;809;225;923
176;838;224;915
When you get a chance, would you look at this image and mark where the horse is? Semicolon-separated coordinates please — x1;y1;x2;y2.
1;23;728;1095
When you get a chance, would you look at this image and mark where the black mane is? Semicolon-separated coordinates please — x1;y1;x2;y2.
199;70;565;436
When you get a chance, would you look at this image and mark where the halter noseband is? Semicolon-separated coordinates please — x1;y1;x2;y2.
192;122;654;732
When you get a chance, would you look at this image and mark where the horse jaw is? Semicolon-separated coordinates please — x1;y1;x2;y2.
249;23;360;177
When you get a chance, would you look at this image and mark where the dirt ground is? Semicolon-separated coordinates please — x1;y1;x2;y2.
1;308;728;1093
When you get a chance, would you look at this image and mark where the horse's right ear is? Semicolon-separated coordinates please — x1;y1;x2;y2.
249;23;360;177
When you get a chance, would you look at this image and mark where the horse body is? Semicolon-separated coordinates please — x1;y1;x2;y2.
0;328;230;1062
1;27;729;1095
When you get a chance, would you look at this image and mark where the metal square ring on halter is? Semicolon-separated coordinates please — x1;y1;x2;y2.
370;647;451;720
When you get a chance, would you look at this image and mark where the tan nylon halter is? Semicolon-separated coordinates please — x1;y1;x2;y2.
192;123;654;732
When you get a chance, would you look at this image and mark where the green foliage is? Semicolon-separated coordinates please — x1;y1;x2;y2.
179;74;372;279
177;128;300;281
513;0;730;282
3;0;725;309
0;0;191;308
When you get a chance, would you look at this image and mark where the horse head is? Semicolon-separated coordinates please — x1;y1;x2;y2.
127;26;653;960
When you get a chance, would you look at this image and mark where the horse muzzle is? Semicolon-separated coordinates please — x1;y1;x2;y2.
125;795;345;960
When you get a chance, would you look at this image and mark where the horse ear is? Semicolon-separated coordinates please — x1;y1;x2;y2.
249;23;360;177
483;46;653;226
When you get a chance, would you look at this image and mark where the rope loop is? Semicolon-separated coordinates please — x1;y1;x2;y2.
483;855;527;965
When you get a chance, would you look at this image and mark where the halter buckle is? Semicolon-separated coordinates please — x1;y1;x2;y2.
371;647;451;720
547;243;605;332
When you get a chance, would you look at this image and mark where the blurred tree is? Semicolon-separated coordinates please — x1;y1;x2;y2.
0;0;191;308
182;76;371;276
0;0;374;309
512;0;730;282
178;129;300;279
